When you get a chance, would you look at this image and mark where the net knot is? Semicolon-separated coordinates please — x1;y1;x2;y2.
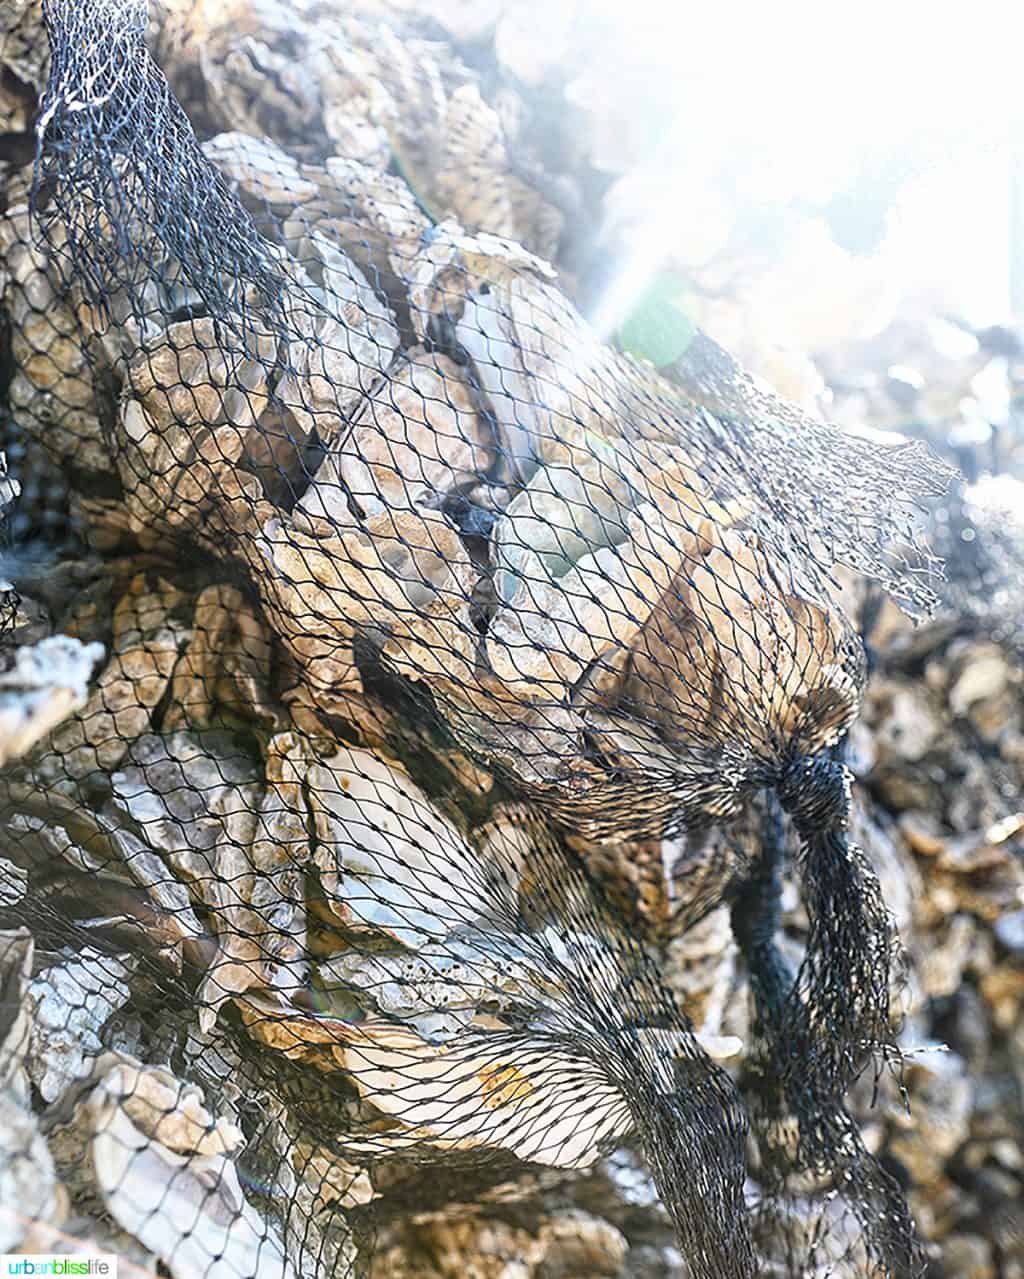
777;753;850;834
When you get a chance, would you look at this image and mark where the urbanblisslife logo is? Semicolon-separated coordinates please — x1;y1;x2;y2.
1;1259;117;1276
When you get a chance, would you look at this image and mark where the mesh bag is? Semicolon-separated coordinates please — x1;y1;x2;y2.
0;1;956;1275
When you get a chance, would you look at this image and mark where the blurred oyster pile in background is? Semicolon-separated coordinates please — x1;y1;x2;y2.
2;0;1023;1276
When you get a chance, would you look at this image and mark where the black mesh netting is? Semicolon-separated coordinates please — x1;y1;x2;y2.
0;1;959;1275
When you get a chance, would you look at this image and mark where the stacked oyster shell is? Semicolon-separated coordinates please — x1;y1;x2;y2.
0;2;970;1278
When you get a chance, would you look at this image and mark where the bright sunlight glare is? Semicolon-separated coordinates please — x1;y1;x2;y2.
562;0;1024;341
